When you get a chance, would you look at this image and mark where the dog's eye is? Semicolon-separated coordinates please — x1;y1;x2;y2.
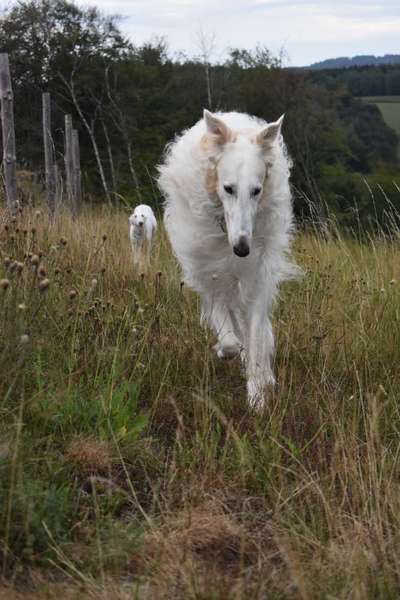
223;185;234;195
252;187;262;197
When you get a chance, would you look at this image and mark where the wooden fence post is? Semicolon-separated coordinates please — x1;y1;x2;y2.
72;129;81;208
42;92;56;215
64;114;76;215
54;164;63;209
0;53;18;214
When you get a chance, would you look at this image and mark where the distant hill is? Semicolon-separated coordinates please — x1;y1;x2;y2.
308;55;400;71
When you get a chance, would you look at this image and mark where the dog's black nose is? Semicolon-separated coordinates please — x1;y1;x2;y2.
138;222;144;227
233;238;250;257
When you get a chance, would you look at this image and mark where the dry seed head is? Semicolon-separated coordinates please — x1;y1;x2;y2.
31;254;40;266
390;279;396;285
0;279;10;291
90;278;98;292
4;257;11;268
9;261;17;272
35;210;41;218
20;334;30;345
69;289;77;300
38;266;47;278
54;268;61;276
60;237;67;246
18;303;27;311
38;278;50;292
16;262;24;274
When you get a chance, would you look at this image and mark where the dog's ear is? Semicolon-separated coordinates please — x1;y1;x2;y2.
204;109;232;145
257;114;284;150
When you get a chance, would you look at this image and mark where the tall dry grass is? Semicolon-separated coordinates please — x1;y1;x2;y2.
1;204;400;599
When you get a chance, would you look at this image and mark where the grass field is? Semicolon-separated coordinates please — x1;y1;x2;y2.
1;205;400;598
363;96;400;158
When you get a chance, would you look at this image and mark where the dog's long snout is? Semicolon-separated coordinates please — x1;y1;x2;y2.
233;236;250;257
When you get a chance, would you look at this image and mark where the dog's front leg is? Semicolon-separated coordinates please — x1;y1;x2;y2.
201;292;242;360
131;240;139;267
243;281;275;410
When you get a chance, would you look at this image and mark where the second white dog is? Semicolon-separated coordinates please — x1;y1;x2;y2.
129;204;157;269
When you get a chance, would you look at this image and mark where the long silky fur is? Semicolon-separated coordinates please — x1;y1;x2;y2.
157;111;299;405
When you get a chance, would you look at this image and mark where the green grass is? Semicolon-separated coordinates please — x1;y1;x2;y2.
1;205;400;598
362;96;400;157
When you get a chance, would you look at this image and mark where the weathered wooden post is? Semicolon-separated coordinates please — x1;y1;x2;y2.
72;129;81;208
0;53;18;214
54;164;63;209
42;92;57;215
64;114;76;215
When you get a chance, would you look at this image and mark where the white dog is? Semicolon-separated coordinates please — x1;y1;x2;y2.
158;110;298;409
129;204;157;269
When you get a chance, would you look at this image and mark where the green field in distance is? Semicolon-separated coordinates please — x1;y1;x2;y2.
362;96;400;156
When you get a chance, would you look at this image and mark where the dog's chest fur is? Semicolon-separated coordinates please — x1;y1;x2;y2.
131;224;144;243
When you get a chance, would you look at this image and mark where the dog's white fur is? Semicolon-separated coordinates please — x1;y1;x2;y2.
129;204;157;269
158;110;297;409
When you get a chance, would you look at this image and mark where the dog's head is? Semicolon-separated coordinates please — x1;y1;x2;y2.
203;109;283;257
129;210;146;229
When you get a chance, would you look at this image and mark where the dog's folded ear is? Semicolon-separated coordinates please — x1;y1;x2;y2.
257;114;284;150
204;109;232;145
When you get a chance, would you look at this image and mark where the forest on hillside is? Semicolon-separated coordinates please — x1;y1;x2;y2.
0;0;399;228
311;64;400;98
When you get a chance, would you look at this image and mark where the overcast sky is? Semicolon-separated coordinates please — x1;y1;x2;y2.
75;0;400;66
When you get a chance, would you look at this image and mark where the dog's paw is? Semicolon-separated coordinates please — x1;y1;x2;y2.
247;375;275;411
214;341;241;360
247;379;265;410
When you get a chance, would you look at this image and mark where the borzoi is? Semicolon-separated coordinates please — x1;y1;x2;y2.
158;110;297;409
129;204;157;269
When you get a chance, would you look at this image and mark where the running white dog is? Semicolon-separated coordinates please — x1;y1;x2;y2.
158;110;298;409
129;204;157;269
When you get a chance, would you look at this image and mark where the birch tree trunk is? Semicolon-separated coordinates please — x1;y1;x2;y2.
104;67;142;200
60;72;112;205
42;92;57;216
0;53;18;214
101;117;116;194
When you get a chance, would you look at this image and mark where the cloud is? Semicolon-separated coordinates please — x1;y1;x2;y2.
1;0;397;66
